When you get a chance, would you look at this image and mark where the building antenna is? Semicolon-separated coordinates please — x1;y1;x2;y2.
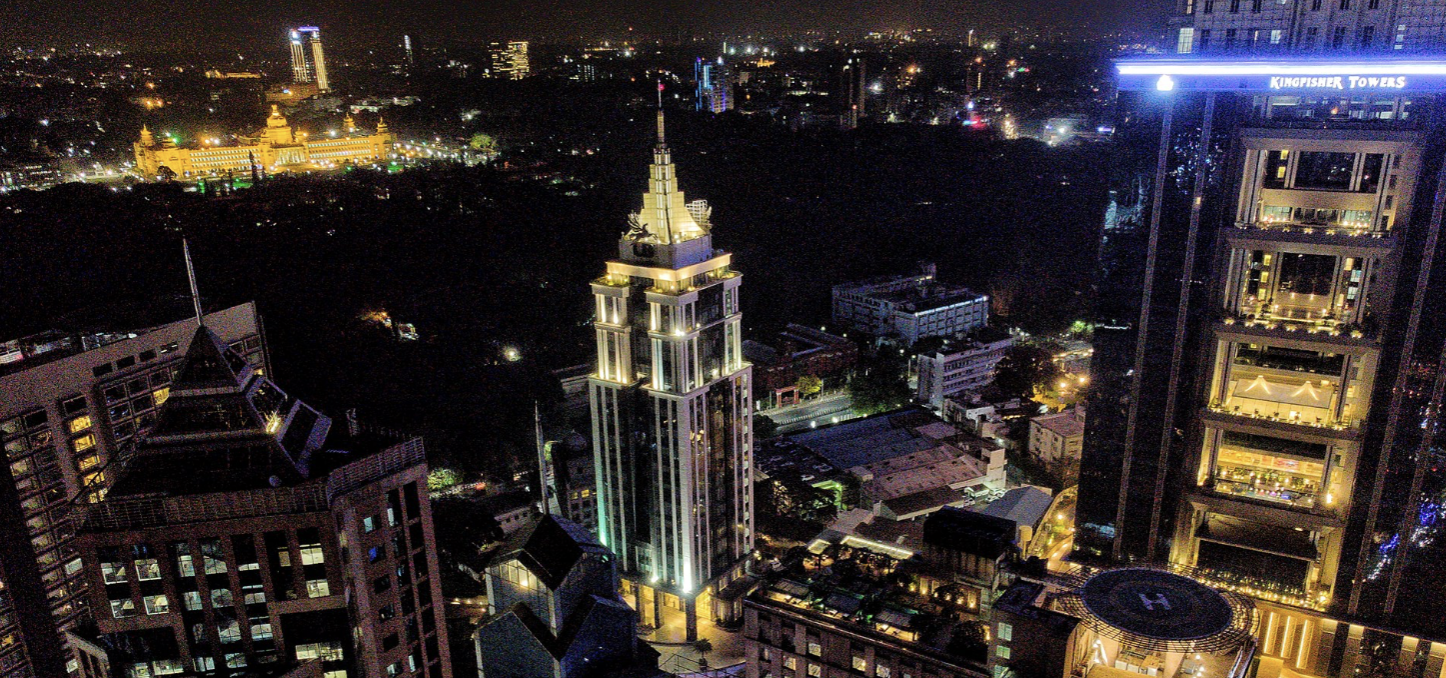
183;238;204;327
656;80;666;145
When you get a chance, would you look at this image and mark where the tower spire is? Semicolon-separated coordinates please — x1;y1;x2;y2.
656;81;666;146
183;238;204;327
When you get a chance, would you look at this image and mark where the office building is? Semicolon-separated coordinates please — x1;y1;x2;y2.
832;264;989;346
134;109;394;179
0;303;267;677
490;42;530;80
915;328;1014;409
1172;0;1446;54
289;27;329;92
474;514;656;678
695;57;734;114
1076;49;1446;673
742;324;857;408
403;35;414;68
72;324;452;677
1028;407;1085;463
587;103;753;640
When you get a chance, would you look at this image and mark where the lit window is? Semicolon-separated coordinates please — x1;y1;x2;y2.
183;591;203;611
143;594;169;615
72;434;95;453
808;664;822;677
101;561;128;584
299;544;324;566
785;657;798;670
211;588;233;607
853;656;867;671
808;642;821;656
109;598;136;618
152;388;170;407
996;646;1011;659
997;622;1013;642
251;623;274;641
67;416;91;434
134;558;161;581
307;579;330;598
878;667;891;678
77;454;101;471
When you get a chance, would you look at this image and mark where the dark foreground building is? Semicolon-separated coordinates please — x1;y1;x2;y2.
1078;54;1446;674
474;514;658;678
70;325;452;677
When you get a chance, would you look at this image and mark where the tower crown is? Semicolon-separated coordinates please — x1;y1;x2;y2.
624;91;708;249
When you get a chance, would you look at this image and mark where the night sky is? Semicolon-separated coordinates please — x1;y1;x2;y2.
3;0;1167;50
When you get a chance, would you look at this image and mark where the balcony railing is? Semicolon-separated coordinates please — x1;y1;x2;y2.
1233;221;1389;240
1205;400;1359;434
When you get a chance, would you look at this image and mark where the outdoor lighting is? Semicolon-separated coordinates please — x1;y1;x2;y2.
1155;74;1176;91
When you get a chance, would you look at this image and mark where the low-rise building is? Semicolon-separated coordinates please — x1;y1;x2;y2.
785;410;1005;511
475;514;657;678
134;108;394;179
1028;407;1085;463
832;264;989;345
974;486;1053;550
743;536;992;678
743;324;857;408
916;329;1014;409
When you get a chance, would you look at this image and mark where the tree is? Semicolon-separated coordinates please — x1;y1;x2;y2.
849;350;911;415
993;344;1062;400
796;374;823;398
430;498;505;556
468;133;499;154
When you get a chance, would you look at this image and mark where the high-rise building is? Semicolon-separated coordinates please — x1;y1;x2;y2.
1077;35;1446;677
71;324;452;677
489;41;530;80
587;102;753;641
1171;0;1446;54
403;35;414;68
289;27;329;92
695;57;733;114
0;303;267;677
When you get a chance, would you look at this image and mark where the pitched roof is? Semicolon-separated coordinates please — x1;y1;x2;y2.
490;514;606;591
978;486;1054;531
105;326;331;497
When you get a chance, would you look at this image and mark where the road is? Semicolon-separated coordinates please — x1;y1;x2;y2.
762;392;857;435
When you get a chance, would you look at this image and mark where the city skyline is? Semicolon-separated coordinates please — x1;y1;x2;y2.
0;0;1168;51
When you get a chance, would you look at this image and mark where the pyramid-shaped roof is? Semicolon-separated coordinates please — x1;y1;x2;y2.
106;325;331;498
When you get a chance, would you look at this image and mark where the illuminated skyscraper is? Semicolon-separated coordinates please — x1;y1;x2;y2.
403;34;414;68
1078;42;1446;678
695;57;733;114
489;41;530;80
588;99;753;641
289;26;329;92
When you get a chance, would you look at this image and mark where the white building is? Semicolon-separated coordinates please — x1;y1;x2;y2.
832;263;989;345
588;106;752;639
916;329;1014;409
1028;407;1086;463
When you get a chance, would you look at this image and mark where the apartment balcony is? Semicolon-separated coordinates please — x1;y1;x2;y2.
1227;221;1396;252
1200;406;1360;441
1186;481;1344;528
1214;317;1376;350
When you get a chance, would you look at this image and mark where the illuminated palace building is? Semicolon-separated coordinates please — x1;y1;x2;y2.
133;108;393;180
1077;46;1446;678
588;103;753;641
